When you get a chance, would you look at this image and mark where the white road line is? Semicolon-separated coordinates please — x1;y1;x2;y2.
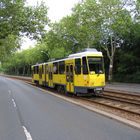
22;126;33;140
12;98;17;108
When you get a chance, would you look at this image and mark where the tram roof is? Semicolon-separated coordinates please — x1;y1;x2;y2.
32;49;102;66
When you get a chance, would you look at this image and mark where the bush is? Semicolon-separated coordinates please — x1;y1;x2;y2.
114;71;140;83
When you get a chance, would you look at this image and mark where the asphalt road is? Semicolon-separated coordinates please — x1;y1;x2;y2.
0;76;140;140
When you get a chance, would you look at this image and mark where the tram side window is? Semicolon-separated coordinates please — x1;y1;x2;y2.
36;66;39;74
35;67;37;74
42;65;44;74
46;64;48;74
70;65;73;82
53;62;58;74
75;58;81;74
82;57;88;74
59;61;65;74
33;67;35;74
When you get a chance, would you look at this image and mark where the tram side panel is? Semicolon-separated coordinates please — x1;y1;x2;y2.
53;61;66;90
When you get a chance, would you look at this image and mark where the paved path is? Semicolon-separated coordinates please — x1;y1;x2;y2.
105;82;140;94
0;76;140;140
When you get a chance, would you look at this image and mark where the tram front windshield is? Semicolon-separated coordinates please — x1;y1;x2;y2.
88;57;104;74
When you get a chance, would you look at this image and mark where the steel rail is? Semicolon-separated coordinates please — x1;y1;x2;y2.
80;97;140;116
104;90;140;98
100;94;140;106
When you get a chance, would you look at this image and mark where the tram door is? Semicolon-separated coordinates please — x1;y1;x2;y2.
39;65;42;85
48;64;53;87
66;64;74;93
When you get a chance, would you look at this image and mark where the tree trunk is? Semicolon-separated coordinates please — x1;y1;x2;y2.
108;36;115;83
108;58;113;83
27;65;31;76
23;66;25;76
14;67;17;75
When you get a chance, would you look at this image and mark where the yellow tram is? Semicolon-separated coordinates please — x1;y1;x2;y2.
31;48;105;95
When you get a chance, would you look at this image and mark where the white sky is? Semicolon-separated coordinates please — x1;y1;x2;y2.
21;0;80;50
26;0;80;22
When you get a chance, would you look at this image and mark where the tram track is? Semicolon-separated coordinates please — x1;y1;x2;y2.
101;94;140;106
80;96;140;116
104;91;140;102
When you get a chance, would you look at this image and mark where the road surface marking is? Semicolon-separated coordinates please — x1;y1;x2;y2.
23;126;33;140
12;98;17;108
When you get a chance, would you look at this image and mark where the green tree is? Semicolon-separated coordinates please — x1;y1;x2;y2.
67;0;134;82
97;0;133;82
0;0;49;60
116;22;140;82
42;23;68;58
2;0;140;83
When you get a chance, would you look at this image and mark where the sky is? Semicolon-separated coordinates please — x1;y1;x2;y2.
21;0;80;50
26;0;80;22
